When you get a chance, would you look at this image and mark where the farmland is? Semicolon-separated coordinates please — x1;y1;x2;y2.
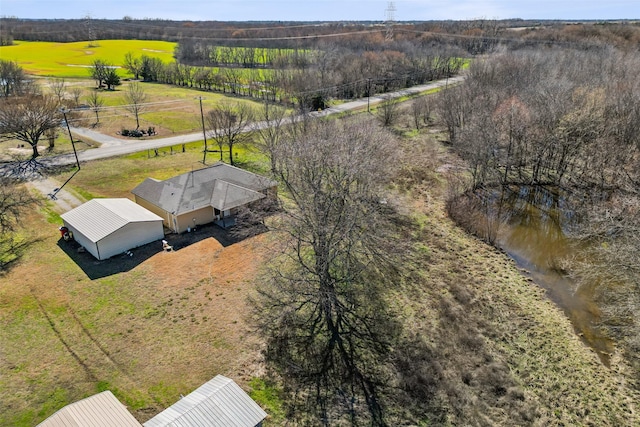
0;40;176;78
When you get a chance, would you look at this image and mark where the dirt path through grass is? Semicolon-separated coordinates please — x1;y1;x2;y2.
28;176;85;212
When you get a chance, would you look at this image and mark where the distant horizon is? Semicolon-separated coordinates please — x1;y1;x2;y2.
3;17;639;23
1;1;639;22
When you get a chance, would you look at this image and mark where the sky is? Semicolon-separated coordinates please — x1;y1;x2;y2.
1;0;639;22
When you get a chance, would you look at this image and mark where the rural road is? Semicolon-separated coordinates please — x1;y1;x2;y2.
19;75;466;169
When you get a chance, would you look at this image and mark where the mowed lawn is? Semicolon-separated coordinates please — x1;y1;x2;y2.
65;79;267;137
0;40;176;78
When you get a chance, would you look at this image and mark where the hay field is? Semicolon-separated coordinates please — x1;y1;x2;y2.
0;40;176;78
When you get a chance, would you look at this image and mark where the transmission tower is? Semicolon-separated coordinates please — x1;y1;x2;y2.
84;14;98;47
385;1;396;42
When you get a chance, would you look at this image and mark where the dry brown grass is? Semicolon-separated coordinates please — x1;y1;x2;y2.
390;128;640;426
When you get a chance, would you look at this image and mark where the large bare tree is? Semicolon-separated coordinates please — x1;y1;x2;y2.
205;102;253;165
0;94;61;160
255;117;403;425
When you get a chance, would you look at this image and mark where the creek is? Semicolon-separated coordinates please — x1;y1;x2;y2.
484;186;614;365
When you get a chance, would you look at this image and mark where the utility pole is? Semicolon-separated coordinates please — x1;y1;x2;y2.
198;96;208;164
49;108;81;200
367;78;372;113
61;108;80;169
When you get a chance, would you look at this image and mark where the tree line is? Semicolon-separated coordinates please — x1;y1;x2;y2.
3;17;640;53
118;45;462;111
174;43;313;68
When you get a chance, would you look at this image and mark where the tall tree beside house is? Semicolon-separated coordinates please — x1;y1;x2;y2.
254;117;404;426
206;102;253;166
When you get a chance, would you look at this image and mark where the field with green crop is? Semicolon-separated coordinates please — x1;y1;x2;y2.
0;40;176;78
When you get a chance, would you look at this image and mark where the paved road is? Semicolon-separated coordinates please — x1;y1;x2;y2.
20;75;466;169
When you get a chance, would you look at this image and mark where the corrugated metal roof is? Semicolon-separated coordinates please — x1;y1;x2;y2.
37;390;143;427
131;162;276;216
61;198;163;243
143;375;267;427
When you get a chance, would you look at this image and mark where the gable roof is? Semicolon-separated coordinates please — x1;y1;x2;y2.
143;375;267;427
131;162;276;215
61;198;163;243
37;390;143;427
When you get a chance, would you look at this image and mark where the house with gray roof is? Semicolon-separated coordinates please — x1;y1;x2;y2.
61;198;164;260
131;162;277;233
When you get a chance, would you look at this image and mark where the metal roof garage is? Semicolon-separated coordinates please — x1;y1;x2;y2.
37;390;143;427
143;375;267;427
61;198;164;260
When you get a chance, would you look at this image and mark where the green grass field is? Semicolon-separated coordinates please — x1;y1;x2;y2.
0;40;176;78
0;40;290;80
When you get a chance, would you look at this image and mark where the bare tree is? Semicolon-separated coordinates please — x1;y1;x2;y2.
49;78;66;103
85;90;104;123
255;100;286;173
0;94;61;160
123;51;142;80
123;82;147;129
255;117;403;425
69;87;83;107
376;95;400;127
206;102;253;165
411;96;432;130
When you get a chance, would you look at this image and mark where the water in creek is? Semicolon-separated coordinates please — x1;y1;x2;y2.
487;186;614;365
